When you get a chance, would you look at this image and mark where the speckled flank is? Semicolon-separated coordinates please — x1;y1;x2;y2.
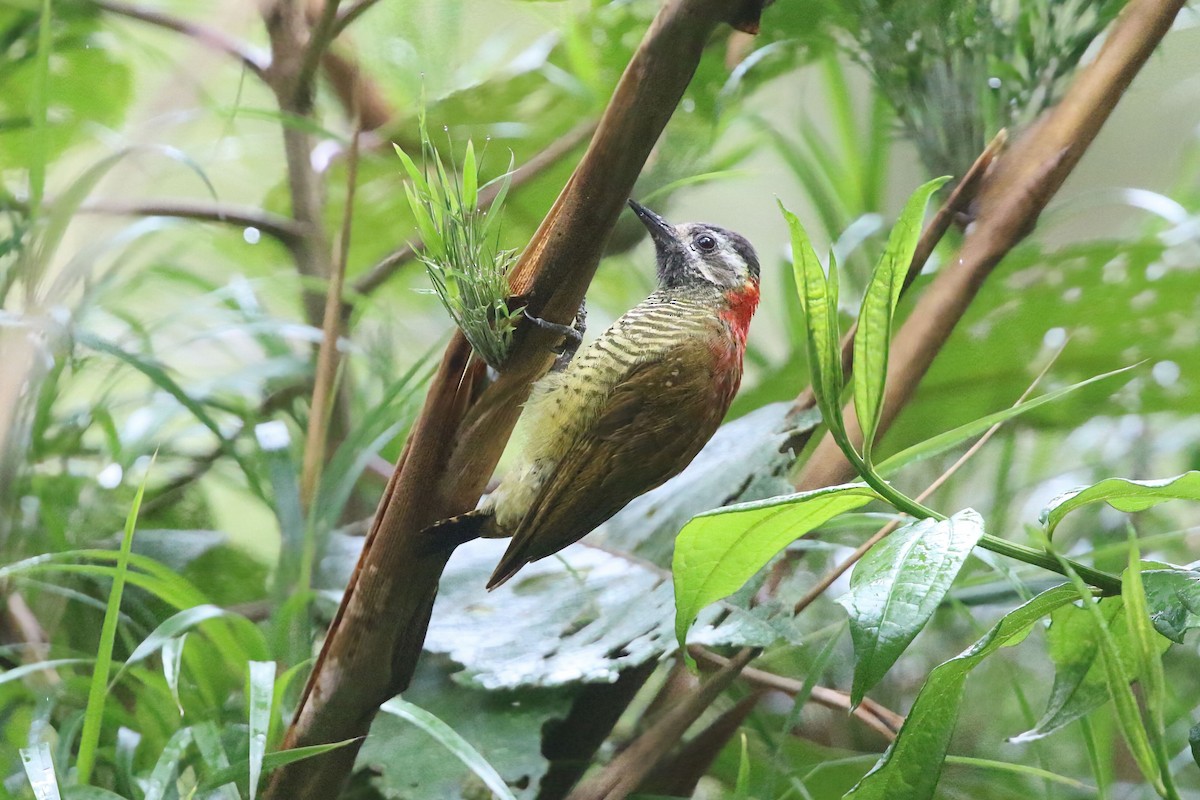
483;289;726;529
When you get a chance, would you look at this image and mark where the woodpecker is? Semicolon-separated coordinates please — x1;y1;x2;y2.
430;200;761;589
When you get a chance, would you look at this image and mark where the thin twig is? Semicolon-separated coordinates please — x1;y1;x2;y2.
791;346;1065;617
300;124;360;509
90;0;269;78
352;119;599;296
296;0;343;107
332;0;384;38
77;199;308;246
690;646;902;740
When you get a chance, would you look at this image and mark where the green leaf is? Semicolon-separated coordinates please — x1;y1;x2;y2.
852;177;949;460
877;365;1137;476
1190;723;1200;770
1058;558;1164;795
2;658;91;686
115;604;230;676
673;484;880;653
200;739;360;792
21;741;61;800
838;509;984;707
248;660;276;800
144;728;194;800
1009;597;1142;742
162;635;187;715
380;697;519;800
394;143;431;197
1123;543;1180;799
192;721;241;800
1141;568;1200;643
1042;471;1200;536
76;463;150;784
779;201;844;429
846;584;1077;800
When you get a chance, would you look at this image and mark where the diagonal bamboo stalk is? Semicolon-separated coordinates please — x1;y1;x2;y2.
266;3;768;798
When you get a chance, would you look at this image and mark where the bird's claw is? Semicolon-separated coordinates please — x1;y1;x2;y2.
523;302;587;370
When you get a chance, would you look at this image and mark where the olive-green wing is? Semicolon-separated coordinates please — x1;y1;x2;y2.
487;340;730;588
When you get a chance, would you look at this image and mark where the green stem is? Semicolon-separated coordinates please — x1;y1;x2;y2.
845;443;1123;595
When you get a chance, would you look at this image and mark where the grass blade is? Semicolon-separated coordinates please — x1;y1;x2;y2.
248;660;276;800
76;461;152;784
143;727;194;800
22;741;61;800
877;365;1136;476
380;697;518;800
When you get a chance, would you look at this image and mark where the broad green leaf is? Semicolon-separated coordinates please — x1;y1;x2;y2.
1190;723;1200;770
779;201;844;428
673;484;880;651
381;697;519;800
144;728;193;800
1009;598;1144;742
1123;545;1179;799
1043;471;1200;536
846;584;1077;800
1059;559;1164;795
21;742;60;800
853;177;949;460
248;660;276;800
838;509;984;707
877;365;1136;476
1142;568;1200;643
76;465;149;784
200;739;361;792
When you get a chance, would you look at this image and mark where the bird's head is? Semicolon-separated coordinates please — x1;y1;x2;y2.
628;200;760;295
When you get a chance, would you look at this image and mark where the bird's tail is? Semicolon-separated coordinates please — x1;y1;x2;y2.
486;555;526;591
422;509;498;553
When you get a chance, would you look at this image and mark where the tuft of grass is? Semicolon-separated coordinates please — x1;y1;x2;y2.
396;115;520;370
75;457;153;785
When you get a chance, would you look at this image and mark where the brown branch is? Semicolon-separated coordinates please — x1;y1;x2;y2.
332;0;384;39
267;4;767;798
297;0;343;107
351;119;600;297
690;646;902;741
565;648;760;800
794;0;1185;491
76;199;308;246
636;690;764;797
89;0;268;79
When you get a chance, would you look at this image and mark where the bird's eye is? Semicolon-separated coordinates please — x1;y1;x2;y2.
695;234;718;253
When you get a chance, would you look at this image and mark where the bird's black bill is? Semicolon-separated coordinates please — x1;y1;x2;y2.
628;199;680;250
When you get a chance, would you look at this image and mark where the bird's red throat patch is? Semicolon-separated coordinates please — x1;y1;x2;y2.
720;279;760;348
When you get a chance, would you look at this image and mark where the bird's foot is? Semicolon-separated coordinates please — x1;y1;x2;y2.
523;300;587;370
